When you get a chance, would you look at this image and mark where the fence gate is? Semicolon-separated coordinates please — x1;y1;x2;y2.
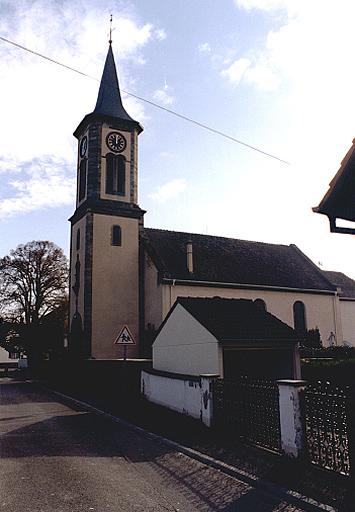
212;376;281;453
304;381;352;476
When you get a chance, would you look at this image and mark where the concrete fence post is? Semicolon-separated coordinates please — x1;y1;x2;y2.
200;374;220;427
277;379;307;458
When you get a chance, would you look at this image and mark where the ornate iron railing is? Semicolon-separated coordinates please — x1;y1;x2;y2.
304;381;352;476
213;376;281;453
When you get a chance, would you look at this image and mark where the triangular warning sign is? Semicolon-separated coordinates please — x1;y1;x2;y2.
115;325;135;344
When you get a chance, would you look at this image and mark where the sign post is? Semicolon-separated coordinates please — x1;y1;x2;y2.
115;325;135;360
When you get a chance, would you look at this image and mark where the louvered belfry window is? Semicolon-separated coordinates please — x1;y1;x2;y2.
78;159;87;201
106;153;125;196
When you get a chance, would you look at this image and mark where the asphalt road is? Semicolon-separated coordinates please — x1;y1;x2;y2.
0;379;316;511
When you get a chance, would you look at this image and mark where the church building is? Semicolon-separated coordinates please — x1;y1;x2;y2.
69;42;355;359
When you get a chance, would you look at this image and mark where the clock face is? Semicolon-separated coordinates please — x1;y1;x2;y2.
106;131;127;153
79;136;88;158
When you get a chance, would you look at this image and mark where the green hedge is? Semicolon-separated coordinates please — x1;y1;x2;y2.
301;356;355;384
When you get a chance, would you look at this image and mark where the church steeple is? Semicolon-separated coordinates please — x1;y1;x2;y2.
69;36;145;360
93;44;136;123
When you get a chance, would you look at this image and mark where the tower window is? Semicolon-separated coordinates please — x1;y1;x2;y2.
78;159;87;201
293;301;307;335
76;229;81;251
111;225;122;246
106;153;125;196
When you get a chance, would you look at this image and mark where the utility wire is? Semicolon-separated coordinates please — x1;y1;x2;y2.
0;35;290;165
0;36;97;79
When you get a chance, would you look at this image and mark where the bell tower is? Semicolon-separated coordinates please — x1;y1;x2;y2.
69;42;144;359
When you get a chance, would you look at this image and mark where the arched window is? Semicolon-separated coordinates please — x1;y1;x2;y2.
293;301;306;334
111;225;122;246
76;229;80;251
106;153;125;196
254;298;266;311
78;159;87;201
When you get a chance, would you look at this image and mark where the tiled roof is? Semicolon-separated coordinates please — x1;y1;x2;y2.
322;270;355;298
143;228;335;292
176;297;297;342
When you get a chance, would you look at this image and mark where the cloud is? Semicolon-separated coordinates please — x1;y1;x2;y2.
226;1;355;99
198;42;211;53
155;28;167;41
0;157;21;175
0;0;167;218
0;157;75;219
153;84;175;106
234;0;291;12
221;58;251;85
221;52;279;91
113;19;154;57
159;151;175;159
149;179;186;203
227;0;355;207
0;5;159;162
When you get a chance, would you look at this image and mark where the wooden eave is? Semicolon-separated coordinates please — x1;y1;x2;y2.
313;138;355;233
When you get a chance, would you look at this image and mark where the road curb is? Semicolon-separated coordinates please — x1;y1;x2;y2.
45;386;337;512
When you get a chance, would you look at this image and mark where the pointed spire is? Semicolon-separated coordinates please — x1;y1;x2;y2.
93;44;136;123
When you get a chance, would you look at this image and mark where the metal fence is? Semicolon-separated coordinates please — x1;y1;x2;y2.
212;376;281;453
303;381;353;476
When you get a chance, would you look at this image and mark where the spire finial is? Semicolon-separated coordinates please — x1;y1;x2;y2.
109;14;113;45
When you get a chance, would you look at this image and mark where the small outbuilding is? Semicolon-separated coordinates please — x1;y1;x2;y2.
152;296;300;380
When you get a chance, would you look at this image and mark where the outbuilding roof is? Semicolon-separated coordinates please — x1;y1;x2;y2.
143;228;335;292
322;270;355;299
175;297;297;342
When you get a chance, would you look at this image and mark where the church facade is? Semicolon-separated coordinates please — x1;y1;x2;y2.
69;43;355;359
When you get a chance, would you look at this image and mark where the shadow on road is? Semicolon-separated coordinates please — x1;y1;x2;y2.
0;380;312;511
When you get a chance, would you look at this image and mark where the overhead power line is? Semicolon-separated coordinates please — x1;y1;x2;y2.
0;35;290;165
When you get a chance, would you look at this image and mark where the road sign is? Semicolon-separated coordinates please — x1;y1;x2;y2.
115;325;135;345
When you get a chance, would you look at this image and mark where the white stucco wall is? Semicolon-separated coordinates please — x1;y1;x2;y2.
339;299;355;346
91;214;140;359
0;347;13;363
144;252;164;331
141;370;203;419
159;284;340;347
153;303;222;376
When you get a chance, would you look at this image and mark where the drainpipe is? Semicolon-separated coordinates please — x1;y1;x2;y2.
332;288;343;346
186;240;193;274
169;279;176;310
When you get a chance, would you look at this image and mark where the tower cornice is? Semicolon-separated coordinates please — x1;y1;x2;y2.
69;197;146;225
74;112;143;139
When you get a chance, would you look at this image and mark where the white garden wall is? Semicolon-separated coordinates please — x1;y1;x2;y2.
141;370;216;426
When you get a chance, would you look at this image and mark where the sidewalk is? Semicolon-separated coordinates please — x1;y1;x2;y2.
36;376;349;512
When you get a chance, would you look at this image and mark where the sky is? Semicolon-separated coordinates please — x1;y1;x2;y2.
1;0;355;278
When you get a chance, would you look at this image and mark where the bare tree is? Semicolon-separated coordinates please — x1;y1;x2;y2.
0;241;68;325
